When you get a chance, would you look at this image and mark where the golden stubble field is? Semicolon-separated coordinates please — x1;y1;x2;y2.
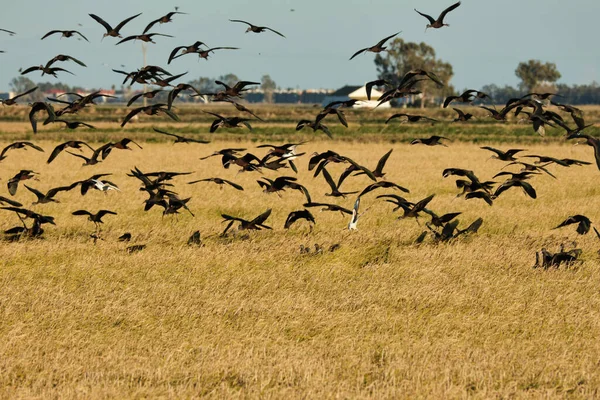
1;128;600;398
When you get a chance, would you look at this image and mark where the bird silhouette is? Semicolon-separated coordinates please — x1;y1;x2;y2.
411;136;449;146
221;209;272;235
0;87;38;105
229;19;285;37
284;210;316;229
188;177;243;191
47;140;95;164
72;209;117;228
349;32;400;60
143;11;187;33
415;1;461;30
41;29;88;41
7;170;39;196
89;13;143;39
0;141;44;162
153;127;209;144
553;215;592;235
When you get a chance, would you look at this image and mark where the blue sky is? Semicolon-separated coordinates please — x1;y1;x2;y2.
1;0;598;92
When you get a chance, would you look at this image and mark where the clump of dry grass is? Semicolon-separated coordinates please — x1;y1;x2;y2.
0;135;600;398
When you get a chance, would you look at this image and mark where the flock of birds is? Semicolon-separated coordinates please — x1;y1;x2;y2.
0;3;599;267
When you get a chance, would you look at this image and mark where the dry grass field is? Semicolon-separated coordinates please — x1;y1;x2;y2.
1;109;600;398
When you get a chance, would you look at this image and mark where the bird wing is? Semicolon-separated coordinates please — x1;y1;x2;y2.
251;209;272;226
264;27;285;38
72;210;93;217
24;184;44;200
229;19;252;27
97;210;118;218
153;127;177;138
349;47;368;60
47;142;70;163
121;107;144;127
321;168;338;193
21;66;41;75
168;46;186;64
375;149;393;175
88;14;113;32
223;179;244;191
41;30;61;40
414;9;436;24
443;96;458;108
75;31;89;42
375;32;400;47
439;1;462;22
64;55;87;67
114;13;143;32
116;35;137;45
385;113;406;124
143;17;161;34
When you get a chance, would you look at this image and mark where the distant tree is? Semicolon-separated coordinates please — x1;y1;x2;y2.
374;38;454;108
261;74;276;103
515;60;561;92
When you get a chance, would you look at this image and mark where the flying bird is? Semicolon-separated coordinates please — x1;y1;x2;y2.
89;13;143;39
414;1;461;30
284;210;316;229
553;215;592;235
0;87;38;106
41;30;88;41
229;19;285;37
349;32;400;60
143;11;187;33
153;128;209;144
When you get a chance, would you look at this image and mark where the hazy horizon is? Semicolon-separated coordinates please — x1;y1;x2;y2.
1;0;598;92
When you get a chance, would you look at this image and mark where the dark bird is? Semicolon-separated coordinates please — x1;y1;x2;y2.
41;30;88;41
522;154;569;167
188;230;202;246
386;114;438;124
118;232;132;242
7;170;38;196
229;19;285;37
349;32;400;60
465;190;494;206
503;161;557;179
568;134;600;171
188;177;243;191
218;99;264;121
443;90;488;108
116;33;173;45
257;176;311;203
411;135;449;146
0;196;23;207
72;209;117;228
200;147;246;160
52;119;95;130
45;54;87;68
492;171;539;181
480;146;526;161
203;111;252;132
99;138;143;160
214;80;260;98
21;65;74;78
167;41;208;63
66;148;105;166
0;87;38;106
153;127;209;144
222;152;262;172
303;202;352;216
221;209;272;235
553;215;592;235
284;210;316;229
494;180;537;199
195;47;239;60
359;181;410;198
89;13;143;39
121;103;180;127
0;29;16;35
126;244;146;253
167;83;202;109
47;140;95;164
127;89;164;106
452;108;473;122
24;184;76;204
143;11;187;33
414;1;461;30
296;119;332;138
0;141;44;162
422;209;462;228
339;149;393;188
321;168;358;198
